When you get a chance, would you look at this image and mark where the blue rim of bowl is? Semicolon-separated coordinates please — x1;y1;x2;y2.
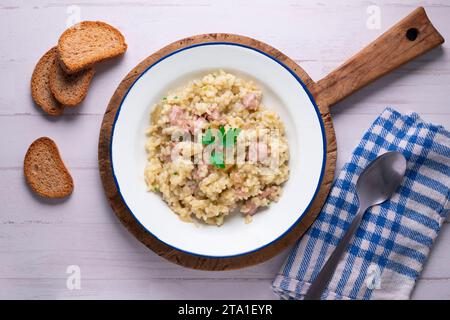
110;41;327;259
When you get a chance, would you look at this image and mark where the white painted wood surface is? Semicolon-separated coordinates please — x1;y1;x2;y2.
0;0;449;300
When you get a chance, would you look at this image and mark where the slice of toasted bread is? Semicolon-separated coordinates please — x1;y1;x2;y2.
31;48;64;116
24;137;74;198
49;58;95;107
57;21;127;74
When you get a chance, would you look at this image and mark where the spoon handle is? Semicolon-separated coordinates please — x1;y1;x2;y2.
304;206;367;300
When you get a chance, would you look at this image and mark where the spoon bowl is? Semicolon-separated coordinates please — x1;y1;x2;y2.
357;151;407;209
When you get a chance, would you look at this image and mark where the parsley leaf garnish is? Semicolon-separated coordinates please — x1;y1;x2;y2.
222;127;241;148
201;126;241;169
201;128;215;145
210;151;225;169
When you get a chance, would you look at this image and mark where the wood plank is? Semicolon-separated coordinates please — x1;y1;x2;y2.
411;279;450;300
0;220;448;279
1;4;448;64
0;2;449;115
0;277;447;299
0;278;279;300
0;115;102;168
0;219;291;280
0;169;113;224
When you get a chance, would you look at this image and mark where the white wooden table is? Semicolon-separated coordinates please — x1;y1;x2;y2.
0;0;449;299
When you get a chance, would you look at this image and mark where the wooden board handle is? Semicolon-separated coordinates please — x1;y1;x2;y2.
314;7;444;107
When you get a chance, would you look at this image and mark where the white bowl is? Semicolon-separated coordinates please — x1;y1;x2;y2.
111;43;326;257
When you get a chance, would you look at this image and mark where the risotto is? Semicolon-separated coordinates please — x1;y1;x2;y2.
144;70;290;225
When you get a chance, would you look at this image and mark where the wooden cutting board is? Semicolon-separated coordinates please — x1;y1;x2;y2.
98;7;443;270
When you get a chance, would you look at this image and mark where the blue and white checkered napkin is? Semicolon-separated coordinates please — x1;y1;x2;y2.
272;107;450;300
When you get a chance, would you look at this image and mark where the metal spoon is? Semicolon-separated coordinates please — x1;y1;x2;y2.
304;151;407;300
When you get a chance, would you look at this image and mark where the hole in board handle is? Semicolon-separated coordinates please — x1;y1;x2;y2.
406;28;419;41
